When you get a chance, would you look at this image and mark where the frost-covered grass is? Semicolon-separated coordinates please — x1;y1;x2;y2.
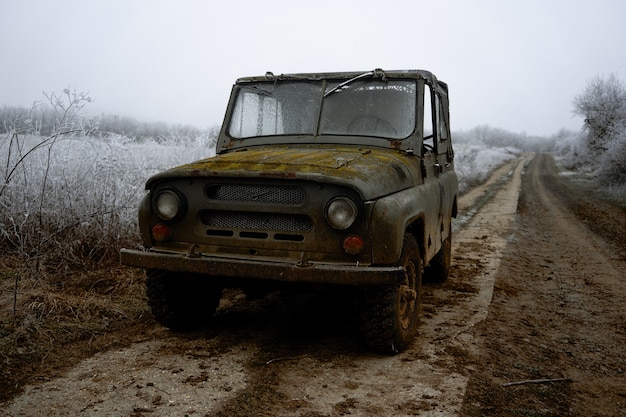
454;142;519;194
0;134;215;269
453;127;522;193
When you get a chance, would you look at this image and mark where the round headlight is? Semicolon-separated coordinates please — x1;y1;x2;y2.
154;189;182;221
326;197;359;230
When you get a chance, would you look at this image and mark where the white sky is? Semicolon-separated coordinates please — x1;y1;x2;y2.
2;0;626;136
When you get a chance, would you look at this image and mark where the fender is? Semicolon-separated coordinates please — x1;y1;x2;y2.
368;178;443;265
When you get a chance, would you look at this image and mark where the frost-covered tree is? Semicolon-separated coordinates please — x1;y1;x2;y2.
572;74;626;152
570;74;626;192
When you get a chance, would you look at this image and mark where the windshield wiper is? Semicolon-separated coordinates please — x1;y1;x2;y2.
323;68;387;97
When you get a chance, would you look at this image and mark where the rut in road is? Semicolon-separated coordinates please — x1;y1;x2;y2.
1;156;529;417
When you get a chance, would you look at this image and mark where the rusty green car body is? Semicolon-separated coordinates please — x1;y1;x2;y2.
121;69;458;353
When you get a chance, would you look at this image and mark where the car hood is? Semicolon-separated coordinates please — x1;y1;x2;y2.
146;146;420;200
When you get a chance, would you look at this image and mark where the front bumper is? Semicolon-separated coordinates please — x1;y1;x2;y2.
120;249;404;286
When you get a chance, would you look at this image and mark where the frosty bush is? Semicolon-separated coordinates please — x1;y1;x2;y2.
550;130;590;171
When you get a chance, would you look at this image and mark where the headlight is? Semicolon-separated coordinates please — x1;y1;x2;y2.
154;189;184;221
326;197;359;230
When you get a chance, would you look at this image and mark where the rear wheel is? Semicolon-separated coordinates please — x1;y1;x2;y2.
145;269;223;331
359;233;422;353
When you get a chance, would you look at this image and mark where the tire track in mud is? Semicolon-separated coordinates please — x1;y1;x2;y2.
1;155;530;417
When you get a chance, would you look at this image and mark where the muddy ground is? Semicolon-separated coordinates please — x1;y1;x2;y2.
1;153;625;416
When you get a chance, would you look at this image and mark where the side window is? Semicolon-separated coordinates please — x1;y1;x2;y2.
437;95;449;142
423;85;434;151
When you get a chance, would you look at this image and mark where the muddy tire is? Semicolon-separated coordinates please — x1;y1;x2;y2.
359;233;422;353
425;225;452;282
145;269;222;331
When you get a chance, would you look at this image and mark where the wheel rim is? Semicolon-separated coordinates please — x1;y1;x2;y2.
399;259;418;330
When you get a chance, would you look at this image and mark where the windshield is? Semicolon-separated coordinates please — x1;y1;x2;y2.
227;79;416;140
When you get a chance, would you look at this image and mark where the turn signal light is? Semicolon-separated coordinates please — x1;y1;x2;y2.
152;223;171;242
343;234;364;255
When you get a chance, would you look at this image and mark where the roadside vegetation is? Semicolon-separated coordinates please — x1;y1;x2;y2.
1;75;624;396
556;74;626;199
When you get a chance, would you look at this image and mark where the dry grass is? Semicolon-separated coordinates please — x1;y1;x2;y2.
0;256;149;376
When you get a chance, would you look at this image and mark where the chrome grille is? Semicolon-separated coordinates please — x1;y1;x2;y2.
206;184;304;204
200;211;311;232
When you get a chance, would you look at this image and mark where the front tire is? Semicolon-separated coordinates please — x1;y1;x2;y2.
359;234;423;353
146;269;223;331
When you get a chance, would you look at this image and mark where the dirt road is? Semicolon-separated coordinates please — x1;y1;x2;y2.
461;154;626;416
2;153;625;416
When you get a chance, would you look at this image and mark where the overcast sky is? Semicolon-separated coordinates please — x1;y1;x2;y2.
2;0;626;136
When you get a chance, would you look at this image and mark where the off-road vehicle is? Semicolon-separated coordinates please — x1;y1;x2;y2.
121;69;458;353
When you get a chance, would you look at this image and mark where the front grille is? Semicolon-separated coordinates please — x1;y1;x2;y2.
200;210;312;232
206;184;304;204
